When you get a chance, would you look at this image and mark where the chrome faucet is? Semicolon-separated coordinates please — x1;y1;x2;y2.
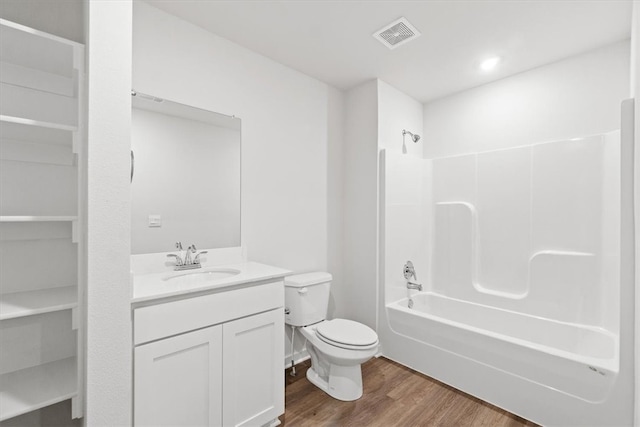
184;245;196;265
167;242;208;271
194;249;208;265
406;281;423;291
404;261;422;291
166;242;185;266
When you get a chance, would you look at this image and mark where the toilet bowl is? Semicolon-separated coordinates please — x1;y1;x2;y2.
284;272;379;401
300;319;378;401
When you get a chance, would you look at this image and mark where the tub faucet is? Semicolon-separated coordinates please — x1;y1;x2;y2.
406;281;423;291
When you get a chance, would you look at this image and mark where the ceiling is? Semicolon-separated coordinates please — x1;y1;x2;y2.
145;0;633;103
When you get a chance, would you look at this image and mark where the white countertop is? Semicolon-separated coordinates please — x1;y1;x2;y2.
132;261;291;304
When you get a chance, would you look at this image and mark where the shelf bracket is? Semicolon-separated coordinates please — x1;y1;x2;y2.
71;307;79;330
72;131;80;155
71;219;79;243
71;395;83;419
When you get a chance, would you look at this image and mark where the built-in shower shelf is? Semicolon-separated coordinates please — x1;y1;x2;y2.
0;216;77;222
0;286;77;320
530;250;594;257
0;357;77;421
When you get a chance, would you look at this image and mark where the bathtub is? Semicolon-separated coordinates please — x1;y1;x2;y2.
385;292;619;403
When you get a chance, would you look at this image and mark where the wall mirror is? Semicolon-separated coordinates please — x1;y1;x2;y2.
131;92;241;254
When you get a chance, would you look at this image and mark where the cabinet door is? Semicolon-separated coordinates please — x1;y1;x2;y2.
135;325;222;427
222;309;284;427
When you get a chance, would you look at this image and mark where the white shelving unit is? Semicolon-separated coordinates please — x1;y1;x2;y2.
0;286;77;321
0;216;78;222
0;115;79;132
0;357;77;421
0;18;84;422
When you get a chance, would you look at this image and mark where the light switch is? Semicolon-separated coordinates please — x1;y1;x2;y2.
148;215;162;227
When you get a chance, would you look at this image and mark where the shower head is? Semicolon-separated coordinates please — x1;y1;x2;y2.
403;129;421;143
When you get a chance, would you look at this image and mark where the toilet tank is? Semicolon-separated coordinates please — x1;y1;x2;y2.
284;272;332;327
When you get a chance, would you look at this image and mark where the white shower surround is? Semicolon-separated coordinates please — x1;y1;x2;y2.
379;126;632;425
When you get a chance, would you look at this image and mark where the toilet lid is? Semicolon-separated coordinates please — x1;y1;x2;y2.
316;319;378;348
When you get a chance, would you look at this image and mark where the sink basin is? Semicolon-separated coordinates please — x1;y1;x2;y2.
164;268;241;285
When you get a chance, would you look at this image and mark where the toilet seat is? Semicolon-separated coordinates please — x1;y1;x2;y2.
316;319;378;350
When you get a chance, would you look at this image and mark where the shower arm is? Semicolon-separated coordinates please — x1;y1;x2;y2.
402;129;421;143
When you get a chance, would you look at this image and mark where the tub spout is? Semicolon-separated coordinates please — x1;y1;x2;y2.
407;281;422;291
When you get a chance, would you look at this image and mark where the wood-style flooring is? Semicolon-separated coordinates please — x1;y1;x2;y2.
280;356;538;427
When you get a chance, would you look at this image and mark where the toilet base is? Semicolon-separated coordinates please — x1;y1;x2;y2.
306;365;363;401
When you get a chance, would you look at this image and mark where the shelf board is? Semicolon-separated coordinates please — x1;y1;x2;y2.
0;19;83;49
0;216;77;222
0;19;80;80
0;115;78;133
0;357;77;421
0;286;76;321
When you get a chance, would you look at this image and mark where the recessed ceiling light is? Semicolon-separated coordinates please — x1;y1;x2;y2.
480;56;501;71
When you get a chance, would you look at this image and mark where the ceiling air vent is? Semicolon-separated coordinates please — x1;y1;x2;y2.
373;17;421;50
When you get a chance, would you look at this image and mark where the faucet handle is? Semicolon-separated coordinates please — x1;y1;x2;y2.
403;261;416;280
194;250;208;264
167;253;183;266
176;241;183;250
188;244;197;253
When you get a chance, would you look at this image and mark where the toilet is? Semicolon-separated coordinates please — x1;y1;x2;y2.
284;272;379;401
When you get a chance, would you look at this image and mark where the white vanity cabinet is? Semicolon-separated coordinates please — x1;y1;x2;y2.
133;279;285;427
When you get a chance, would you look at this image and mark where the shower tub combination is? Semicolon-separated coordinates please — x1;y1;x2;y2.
387;293;618;403
379;106;634;426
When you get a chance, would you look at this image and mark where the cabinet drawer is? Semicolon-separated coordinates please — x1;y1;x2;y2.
134;280;283;345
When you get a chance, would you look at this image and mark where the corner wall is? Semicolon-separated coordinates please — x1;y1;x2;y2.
85;1;133;425
339;79;424;331
340;80;378;329
632;2;639;424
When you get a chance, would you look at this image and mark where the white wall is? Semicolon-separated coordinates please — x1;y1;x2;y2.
341;80;378;329
133;2;335;274
339;79;425;332
85;0;132;425
378;80;424;157
632;2;639;424
424;40;630;158
326;86;345;320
